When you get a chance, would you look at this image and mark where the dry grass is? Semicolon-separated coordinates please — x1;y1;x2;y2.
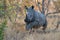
3;13;60;40
4;27;60;40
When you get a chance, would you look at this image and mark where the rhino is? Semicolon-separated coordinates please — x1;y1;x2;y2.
24;5;47;32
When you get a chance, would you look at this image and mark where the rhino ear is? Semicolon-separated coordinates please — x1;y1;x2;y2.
31;5;34;9
25;6;28;9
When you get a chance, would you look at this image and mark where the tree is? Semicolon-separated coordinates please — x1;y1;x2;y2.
42;0;45;14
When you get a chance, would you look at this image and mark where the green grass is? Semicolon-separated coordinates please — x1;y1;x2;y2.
0;20;7;40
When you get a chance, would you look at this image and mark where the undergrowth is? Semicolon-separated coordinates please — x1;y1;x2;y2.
0;20;7;40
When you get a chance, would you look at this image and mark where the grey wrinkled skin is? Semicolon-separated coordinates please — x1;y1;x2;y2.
24;6;47;31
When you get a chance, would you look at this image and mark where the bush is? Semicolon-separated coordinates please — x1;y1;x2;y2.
0;20;7;40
